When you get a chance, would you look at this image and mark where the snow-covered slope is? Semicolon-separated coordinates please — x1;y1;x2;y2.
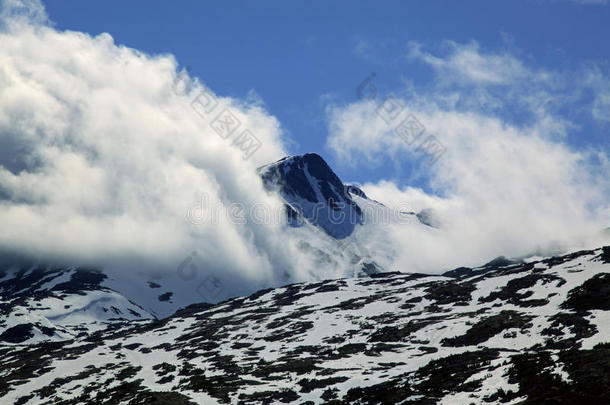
2;246;610;404
0;266;155;345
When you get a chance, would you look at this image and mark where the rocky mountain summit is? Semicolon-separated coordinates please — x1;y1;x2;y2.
258;153;433;239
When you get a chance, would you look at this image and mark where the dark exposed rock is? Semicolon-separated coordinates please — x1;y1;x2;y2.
157;292;173;302
368;320;434;343
508;345;610;404
0;324;34;343
601;246;610;263
425;281;475;305
442;311;533;347
543;249;596;268
414;349;500;397
562;273;610;311
483;256;516;268
442;266;473;278
480;273;564;307
298;377;349;393
541;312;597;349
258;153;362;238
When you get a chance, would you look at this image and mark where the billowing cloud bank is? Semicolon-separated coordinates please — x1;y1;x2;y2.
0;0;332;300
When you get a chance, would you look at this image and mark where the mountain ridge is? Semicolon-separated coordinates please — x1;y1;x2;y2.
1;246;610;403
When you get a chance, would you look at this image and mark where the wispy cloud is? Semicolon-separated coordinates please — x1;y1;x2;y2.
584;66;610;123
326;41;610;270
406;41;533;85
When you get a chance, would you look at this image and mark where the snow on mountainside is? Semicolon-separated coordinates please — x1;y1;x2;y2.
2;246;610;404
0;267;155;344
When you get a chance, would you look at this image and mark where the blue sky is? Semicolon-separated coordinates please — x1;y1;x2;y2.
43;1;610;188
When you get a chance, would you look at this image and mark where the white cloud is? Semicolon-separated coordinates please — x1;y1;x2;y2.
350;104;609;271
407;41;534;85
326;100;407;165
585;66;610;123
0;0;46;27
0;0;338;304
327;42;610;272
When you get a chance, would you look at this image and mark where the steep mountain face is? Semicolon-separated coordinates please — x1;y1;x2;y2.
258;153;436;242
2;246;610;404
258;153;363;239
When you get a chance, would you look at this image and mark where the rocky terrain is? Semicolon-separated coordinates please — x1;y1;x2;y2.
2;245;610;404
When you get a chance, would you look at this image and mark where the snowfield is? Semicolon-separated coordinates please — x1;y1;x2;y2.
1;246;610;403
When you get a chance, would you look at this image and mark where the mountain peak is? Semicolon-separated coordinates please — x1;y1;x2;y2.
258;153;362;238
